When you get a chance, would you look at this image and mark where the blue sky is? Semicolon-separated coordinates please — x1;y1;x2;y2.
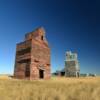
0;0;100;75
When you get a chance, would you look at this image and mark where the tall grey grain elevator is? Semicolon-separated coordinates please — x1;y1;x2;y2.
65;51;80;77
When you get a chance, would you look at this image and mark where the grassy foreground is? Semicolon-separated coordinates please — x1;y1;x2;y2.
0;76;100;100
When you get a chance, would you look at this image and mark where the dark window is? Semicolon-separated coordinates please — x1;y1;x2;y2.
34;59;39;63
47;64;50;66
41;36;43;40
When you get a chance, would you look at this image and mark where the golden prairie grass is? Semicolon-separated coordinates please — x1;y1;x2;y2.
0;76;100;100
0;75;12;80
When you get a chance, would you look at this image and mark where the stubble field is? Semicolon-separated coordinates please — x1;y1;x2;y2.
0;76;100;100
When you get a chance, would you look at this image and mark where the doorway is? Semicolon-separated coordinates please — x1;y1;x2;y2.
39;69;44;79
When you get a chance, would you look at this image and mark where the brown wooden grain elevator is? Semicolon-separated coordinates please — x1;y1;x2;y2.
14;27;51;80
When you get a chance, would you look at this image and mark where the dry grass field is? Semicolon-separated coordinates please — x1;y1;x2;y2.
0;76;100;100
